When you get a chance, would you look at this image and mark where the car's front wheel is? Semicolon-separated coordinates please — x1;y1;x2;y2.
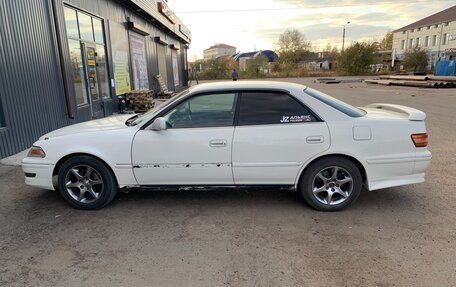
57;155;117;210
299;156;362;211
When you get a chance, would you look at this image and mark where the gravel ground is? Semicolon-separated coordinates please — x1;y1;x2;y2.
1;77;455;286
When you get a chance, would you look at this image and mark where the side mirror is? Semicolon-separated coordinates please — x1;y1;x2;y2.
150;117;167;131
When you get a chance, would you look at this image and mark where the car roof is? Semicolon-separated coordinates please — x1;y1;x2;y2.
189;80;307;93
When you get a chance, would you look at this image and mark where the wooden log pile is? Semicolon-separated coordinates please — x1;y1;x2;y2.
125;90;154;113
365;75;456;88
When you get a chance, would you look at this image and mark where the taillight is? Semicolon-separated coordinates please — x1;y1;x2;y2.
411;133;428;147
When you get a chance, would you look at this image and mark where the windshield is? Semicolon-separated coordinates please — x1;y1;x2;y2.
304;88;366;118
127;88;190;126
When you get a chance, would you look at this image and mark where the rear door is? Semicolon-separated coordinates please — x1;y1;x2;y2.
232;91;330;185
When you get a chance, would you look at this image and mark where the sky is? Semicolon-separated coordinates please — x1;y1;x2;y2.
167;0;455;60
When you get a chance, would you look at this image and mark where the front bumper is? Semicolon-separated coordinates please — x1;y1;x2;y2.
22;159;55;191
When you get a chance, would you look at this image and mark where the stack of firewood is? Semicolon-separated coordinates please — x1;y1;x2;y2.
125;90;154;112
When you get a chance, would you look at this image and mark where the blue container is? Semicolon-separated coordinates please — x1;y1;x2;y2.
434;60;456;76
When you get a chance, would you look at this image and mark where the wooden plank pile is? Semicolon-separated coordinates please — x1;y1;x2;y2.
125;90;154;113
365;75;456;88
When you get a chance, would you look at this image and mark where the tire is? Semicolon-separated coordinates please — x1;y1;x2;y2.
299;156;362;211
57;155;118;210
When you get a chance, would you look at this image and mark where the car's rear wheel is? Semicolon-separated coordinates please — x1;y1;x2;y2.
57;156;117;210
299;156;362;211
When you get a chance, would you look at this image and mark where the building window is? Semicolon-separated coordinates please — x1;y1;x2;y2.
63;6;110;105
68;39;88;105
415;37;420;47
64;7;79;38
442;33;448;45
77;12;94;42
417;27;422;31
444;22;449;26
401;40;405;50
432;35;438;46
434;24;439;28
92;18;104;44
408;38;414;49
425;36;430;47
427;26;431;30
402;31;406;34
411;29;414;33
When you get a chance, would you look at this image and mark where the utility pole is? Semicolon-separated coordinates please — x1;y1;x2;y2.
342;21;350;52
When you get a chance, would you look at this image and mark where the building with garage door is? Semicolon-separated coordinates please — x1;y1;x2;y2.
0;0;191;159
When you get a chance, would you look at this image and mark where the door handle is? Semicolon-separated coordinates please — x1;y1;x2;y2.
209;139;227;147
306;136;324;144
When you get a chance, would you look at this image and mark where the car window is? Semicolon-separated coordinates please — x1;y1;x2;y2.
129;88;190;126
238;92;317;126
304;87;366;117
163;93;236;128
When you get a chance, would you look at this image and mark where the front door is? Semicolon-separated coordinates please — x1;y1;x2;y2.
132;92;238;185
82;43;104;118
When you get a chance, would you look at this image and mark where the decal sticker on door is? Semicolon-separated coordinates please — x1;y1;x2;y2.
280;115;312;123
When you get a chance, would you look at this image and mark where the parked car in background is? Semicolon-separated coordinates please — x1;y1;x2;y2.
22;81;431;211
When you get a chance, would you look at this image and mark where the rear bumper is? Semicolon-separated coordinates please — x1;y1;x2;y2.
22;161;55;191
366;150;431;191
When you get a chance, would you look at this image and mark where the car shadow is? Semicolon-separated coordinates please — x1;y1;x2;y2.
107;186;418;213
28;184;419;214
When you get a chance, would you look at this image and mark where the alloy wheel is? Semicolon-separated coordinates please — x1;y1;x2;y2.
64;165;104;204
311;166;353;206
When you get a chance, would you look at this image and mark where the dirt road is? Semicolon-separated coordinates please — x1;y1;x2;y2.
1;78;455;286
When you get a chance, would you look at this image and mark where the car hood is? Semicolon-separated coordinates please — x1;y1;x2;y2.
39;114;134;139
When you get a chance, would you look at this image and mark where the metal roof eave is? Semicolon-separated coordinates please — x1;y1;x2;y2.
113;0;191;44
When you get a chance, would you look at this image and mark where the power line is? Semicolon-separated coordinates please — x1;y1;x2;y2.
174;1;454;14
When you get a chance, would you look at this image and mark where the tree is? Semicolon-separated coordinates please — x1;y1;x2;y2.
403;47;429;72
324;43;340;59
337;42;375;75
379;32;393;50
276;29;312;69
244;55;269;78
198;57;238;80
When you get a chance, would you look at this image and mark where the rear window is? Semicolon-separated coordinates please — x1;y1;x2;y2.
304;88;366;118
238;91;317;126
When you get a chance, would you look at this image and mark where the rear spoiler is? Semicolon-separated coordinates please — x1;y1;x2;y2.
364;103;426;121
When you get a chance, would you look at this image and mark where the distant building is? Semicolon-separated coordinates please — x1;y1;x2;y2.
203;44;236;60
392;5;456;69
300;51;336;71
232;50;278;71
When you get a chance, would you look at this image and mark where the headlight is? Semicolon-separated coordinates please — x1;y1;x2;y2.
27;146;46;158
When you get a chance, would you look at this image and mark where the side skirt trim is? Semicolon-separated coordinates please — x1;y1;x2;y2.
133;185;296;192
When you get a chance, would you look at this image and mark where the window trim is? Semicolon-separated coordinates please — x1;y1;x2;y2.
234;90;322;127
142;88;322;129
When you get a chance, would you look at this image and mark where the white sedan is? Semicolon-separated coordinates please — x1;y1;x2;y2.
22;81;431;211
